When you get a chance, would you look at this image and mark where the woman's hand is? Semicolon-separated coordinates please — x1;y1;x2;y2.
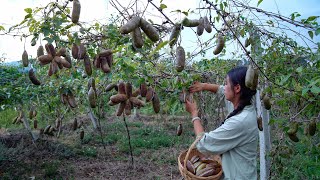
189;82;205;93
185;99;199;117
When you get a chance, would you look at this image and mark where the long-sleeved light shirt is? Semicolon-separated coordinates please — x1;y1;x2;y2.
196;86;258;180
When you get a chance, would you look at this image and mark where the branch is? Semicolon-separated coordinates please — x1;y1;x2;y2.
148;0;175;25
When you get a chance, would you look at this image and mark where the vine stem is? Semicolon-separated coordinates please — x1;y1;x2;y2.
122;113;134;166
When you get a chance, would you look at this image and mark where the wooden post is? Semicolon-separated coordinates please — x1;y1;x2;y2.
251;30;272;180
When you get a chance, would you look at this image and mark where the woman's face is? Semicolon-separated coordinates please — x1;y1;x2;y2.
224;76;234;101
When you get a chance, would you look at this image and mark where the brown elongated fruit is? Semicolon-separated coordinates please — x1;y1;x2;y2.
60;57;71;68
106;54;113;68
263;95;271;110
94;56;101;68
152;92;160;113
213;34;225;55
83;54;92;76
182;18;200;27
129;97;145;107
73;118;78;130
100;57;111;73
197;17;205;36
288;133;299;142
245;65;255;89
108;100;117;106
116;101;126;116
125;82;132;98
53;56;64;64
287;121;298;135
140;18;160;42
257;116;263;131
80;130;84;140
118;81;126;94
132;88;140;97
87;77;96;92
110;94;127;104
28;68;41;85
186;160;196;174
177;123;182;136
99;49;113;57
38;54;53;65
120;16;141;34
190;155;200;164
71;0;81;23
169;24;181;47
71;43;79;59
45;43;56;57
203;16;212;33
48;60;58;76
131;27;144;48
125;100;132;115
176;46;185;72
88;87;97;108
56;47;66;57
308;120;316;136
33;119;38;129
140;83;147;97
22;50;29;67
251;68;259;90
37;45;44;57
106;83;117;92
78;43;86;59
145;87;154;102
67;89;77;108
198;167;215;177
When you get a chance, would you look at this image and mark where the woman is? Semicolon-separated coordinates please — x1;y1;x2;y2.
186;66;258;180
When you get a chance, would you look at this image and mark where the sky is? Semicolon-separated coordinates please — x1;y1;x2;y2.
0;0;319;63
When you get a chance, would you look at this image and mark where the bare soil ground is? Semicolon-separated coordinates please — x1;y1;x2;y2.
0;114;191;179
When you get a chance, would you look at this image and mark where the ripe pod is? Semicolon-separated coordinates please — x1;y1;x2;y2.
83;55;92;76
110;94;127;104
45;43;56;57
38;54;53;65
182;18;200;27
140;83;147;97
56;47;66;57
88;87;97;108
129;97;145;107
131;27;144;48
78;43;86;59
257;116;263;131
152;92;160;113
71;0;81;24
71;43;79;59
308;120;316;136
22;50;29;67
67;89;77;108
100;57;111;73
263;95;271;110
125;82;132;98
33;119;38;129
28;68;41;85
37;45;44;57
105;83;117;92
186;160;196;174
80;130;84;140
177;123;182;136
213;34;225;55
169;24;181;47
140;18;160;42
125;100;132;115
99;49;113;57
119;16;141;34
145;87;154;102
118;81;126;94
116;101;126;116
176;46;185;72
203;16;212;33
245;65;255;89
197;17;205;36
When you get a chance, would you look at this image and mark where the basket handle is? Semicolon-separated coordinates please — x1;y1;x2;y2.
183;134;204;174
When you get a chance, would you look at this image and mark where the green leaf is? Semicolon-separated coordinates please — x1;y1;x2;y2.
148;43;168;60
315;28;320;36
257;0;263;6
310;86;320;94
182;11;188;16
24;8;32;14
279;74;291;85
308;31;314;39
0;26;4;31
307;16;318;22
160;4;167;10
296;66;303;73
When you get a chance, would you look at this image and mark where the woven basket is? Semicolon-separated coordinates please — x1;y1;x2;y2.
178;136;223;180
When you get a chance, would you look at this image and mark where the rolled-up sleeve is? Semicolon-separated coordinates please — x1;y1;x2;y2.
196;117;245;155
